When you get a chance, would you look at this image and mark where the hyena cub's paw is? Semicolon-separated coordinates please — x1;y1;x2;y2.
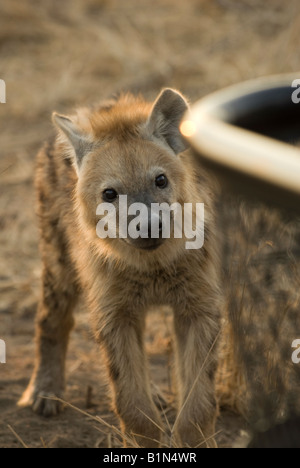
18;378;64;417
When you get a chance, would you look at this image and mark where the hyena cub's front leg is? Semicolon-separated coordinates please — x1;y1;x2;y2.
93;294;163;448
173;300;220;448
19;241;78;416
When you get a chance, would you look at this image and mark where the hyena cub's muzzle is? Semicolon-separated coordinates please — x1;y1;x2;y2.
114;191;169;251
124;205;165;251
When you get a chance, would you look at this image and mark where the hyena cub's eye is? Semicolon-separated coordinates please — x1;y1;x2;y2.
103;189;118;202
155;174;168;189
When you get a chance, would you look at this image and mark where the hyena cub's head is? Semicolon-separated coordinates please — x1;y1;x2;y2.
53;89;194;265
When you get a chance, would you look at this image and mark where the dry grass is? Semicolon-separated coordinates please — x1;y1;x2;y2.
43;395;220;448
216;319;247;414
7;424;29;449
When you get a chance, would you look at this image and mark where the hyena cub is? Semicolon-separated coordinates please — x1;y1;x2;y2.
19;89;221;448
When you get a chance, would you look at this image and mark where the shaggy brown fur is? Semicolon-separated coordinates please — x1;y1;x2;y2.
19;89;221;448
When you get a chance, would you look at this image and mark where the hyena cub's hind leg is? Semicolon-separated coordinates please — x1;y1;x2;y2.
19;205;79;416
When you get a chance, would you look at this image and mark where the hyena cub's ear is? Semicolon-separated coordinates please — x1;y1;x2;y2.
52;113;94;171
146;88;190;154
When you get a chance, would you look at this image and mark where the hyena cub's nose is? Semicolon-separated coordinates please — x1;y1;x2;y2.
158;219;163;233
136;218;163;238
127;212;165;251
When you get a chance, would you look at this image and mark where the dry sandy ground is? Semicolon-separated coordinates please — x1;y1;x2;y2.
1;0;300;448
